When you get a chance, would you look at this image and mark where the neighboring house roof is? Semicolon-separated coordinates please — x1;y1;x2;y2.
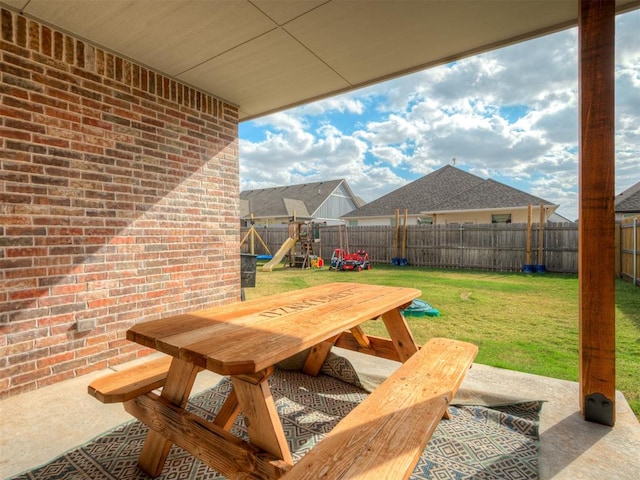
282;198;310;218
430;178;553;212
240;179;360;220
615;181;640;213
343;165;556;218
548;212;574;223
343;165;482;218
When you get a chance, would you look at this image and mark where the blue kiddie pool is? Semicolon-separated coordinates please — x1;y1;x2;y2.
402;299;440;317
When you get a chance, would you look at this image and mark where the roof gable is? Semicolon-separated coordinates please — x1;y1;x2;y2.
344;165;555;218
240;179;349;218
343;165;483;217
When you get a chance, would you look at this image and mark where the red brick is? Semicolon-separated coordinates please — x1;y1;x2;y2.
7;247;48;258
0;103;36;120
37;350;74;368
1;9;13;41
34;333;70;349
0;341;34;358
50;283;85;296
75;360;108;377
46;107;82;124
49;358;86;375
8;288;48;301
12;366;52;386
38;294;77;308
32;134;70;148
50;322;77;336
2;255;40;274
49;339;84;355
37;370;75;387
2;278;37;291
0;127;31;142
75;343;107;358
1;361;36;379
86;332;116;346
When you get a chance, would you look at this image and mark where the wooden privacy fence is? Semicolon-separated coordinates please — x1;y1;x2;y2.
619;217;639;285
241;222;580;273
241;219;638;280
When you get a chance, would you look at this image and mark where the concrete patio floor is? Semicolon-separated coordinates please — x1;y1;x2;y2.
1;348;638;479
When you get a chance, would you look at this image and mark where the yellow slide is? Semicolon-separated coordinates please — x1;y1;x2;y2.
262;237;297;271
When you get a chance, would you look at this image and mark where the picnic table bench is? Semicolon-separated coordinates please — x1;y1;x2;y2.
282;337;478;479
88;282;478;479
87;356;173;403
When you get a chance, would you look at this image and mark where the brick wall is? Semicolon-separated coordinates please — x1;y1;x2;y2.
0;9;240;398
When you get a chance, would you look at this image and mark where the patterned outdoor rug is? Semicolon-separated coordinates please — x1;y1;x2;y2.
11;357;541;480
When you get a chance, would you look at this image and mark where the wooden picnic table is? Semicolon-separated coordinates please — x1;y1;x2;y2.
122;282;422;478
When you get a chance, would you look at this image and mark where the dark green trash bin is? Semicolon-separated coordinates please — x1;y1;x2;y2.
240;253;257;288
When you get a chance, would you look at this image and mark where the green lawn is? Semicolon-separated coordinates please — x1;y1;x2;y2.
245;263;640;419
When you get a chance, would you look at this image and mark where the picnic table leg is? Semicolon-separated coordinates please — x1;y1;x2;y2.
381;307;419;362
302;334;339;376
137;358;199;477
213;388;240;431
350;325;372;349
232;368;293;465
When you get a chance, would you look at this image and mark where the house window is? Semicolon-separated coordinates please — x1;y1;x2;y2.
492;214;512;224
348;220;358;227
417;217;433;225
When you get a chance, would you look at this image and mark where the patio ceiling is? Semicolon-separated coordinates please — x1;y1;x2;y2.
2;0;638;121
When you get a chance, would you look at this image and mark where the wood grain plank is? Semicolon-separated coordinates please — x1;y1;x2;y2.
128;283;358;355
283;338;478;480
179;284;421;374
232;371;293;464
137;358;199;477
212;389;240;431
381;307;419;362
334;331;403;362
125;392;291;479
88;356;172;403
578;0;616;426
127;315;216;349
350;326;372;348
302;335;339;376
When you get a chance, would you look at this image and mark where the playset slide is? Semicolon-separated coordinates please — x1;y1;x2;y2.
262;237;297;272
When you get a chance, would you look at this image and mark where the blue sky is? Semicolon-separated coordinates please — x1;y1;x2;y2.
239;10;640;221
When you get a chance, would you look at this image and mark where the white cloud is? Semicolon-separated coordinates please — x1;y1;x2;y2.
297;96;367;116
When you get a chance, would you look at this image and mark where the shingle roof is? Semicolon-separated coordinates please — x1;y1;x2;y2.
433;178;551;211
343;166;481;217
615;181;640;213
343;165;555;218
240;179;345;218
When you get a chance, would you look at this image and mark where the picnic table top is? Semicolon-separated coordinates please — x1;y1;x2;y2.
127;282;421;375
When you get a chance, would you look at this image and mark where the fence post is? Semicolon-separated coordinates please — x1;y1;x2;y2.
634;218;638;286
459;224;464;268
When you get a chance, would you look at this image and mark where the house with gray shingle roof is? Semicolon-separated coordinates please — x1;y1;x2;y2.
615;181;640;220
240;179;362;226
342;165;558;226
